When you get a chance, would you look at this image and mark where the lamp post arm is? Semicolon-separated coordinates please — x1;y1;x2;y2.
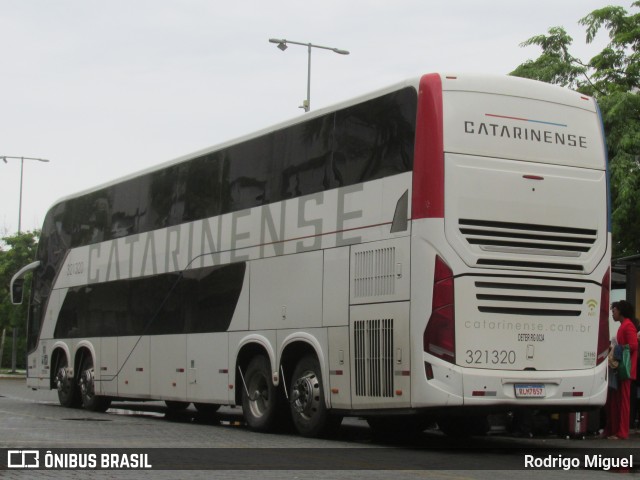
269;37;349;112
271;38;349;55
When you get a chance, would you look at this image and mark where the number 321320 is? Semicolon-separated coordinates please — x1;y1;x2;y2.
465;349;516;365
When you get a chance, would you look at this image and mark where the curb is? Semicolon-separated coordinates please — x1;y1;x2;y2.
0;374;26;379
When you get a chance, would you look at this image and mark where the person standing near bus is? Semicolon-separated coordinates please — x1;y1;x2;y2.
631;318;640;431
604;300;639;439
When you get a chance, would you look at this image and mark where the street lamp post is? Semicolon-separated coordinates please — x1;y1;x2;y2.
1;155;50;373
2;156;50;233
269;38;349;112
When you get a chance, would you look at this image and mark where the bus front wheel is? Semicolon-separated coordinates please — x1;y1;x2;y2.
55;356;81;408
242;355;278;432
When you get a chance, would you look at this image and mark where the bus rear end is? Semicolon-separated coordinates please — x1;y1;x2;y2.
412;74;610;414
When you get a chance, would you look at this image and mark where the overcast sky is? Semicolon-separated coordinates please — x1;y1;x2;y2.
0;0;620;235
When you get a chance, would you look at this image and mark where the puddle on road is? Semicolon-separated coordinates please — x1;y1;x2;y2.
104;405;246;427
107;407;167;419
62;417;112;422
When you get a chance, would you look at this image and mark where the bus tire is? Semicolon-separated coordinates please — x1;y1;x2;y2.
55;355;81;408
79;356;111;412
242;355;278;432
289;355;334;437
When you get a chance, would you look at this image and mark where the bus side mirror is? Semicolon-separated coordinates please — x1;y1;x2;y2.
10;261;40;306
11;278;24;305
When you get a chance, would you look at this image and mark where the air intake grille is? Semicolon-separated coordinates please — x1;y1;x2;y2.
354;247;396;298
475;280;585;316
459;219;596;255
354;319;394;397
459;219;597;272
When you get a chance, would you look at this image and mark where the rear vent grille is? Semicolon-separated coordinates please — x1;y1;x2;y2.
354;247;396;298
354;319;394;397
477;259;584;272
475;280;585;316
459;219;596;256
459;219;597;272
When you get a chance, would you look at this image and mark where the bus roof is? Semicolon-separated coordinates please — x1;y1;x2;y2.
440;73;596;113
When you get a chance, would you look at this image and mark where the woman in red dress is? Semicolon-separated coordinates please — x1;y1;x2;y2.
604;300;639;439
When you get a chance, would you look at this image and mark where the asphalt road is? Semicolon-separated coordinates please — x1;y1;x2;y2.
0;377;634;479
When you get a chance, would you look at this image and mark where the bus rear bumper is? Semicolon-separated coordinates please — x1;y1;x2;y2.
460;362;608;407
415;357;608;408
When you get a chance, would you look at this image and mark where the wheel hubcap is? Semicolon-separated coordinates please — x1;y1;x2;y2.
292;372;320;419
79;368;94;400
248;375;270;418
56;367;71;394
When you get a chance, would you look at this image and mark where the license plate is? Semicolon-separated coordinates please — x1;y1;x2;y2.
514;384;546;398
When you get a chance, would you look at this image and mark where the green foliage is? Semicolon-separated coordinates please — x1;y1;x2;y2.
581;4;640;93
0;231;39;368
511;27;587;89
511;2;640;257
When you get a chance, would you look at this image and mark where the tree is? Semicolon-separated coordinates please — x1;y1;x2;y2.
511;2;640;257
0;231;39;370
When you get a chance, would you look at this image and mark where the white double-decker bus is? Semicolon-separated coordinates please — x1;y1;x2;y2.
12;73;610;437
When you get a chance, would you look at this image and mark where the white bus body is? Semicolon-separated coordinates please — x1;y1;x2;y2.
13;73;610;436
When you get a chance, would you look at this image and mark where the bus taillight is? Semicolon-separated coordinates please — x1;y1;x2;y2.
424;256;455;364
596;268;611;365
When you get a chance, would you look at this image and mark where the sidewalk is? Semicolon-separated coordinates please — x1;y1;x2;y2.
0;370;26;379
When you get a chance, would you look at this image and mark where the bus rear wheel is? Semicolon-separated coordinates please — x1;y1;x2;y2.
79;356;111;412
242;355;278;432
290;355;335;437
55;356;81;408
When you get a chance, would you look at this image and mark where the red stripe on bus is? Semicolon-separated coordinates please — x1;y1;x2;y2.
413;73;444;219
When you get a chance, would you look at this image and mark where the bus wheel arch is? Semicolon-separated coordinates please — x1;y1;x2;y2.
234;342;275;406
236;343;279;432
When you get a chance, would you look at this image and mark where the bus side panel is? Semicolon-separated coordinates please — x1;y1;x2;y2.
410;219;464;408
249;251;323;330
349;302;411;409
327;326;351;409
117;336;150;398
150;334;186;401
349;237;411;305
99;337;118;396
322;247;349;328
186;332;229;404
